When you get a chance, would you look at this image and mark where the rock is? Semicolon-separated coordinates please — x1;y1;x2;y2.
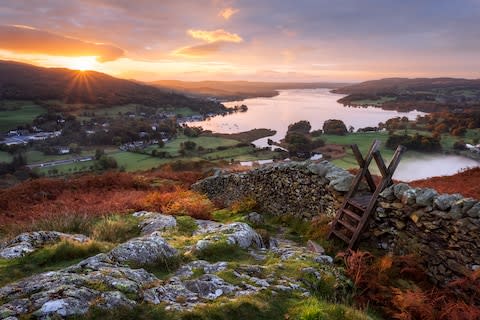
466;202;480;218
137;213;177;235
306;240;325;255
415;188;438;207
401;188;417;205
244;212;264;225
313;255;333;264
434;194;463;211
0;231;90;259
184;274;237;300
379;185;395;200
328;173;354;192
195;222;264;251
175;261;228;278
109;232;177;265
393;183;410;199
37;298;90;318
409;210;424;224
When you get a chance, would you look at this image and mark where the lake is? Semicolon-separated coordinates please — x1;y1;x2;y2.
191;89;425;147
190;88;478;180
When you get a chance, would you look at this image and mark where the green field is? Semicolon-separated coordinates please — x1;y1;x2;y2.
148;135;240;157
109;151;171;172
0;151;13;163
0;102;46;131
76;104;198;121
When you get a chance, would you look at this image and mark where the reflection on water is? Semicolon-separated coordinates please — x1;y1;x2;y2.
190;89;425;147
393;155;479;181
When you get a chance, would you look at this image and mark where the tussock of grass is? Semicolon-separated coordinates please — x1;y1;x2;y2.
289;297;373;320
176;215;198;236
0;240;112;286
91;215;140;243
195;240;250;263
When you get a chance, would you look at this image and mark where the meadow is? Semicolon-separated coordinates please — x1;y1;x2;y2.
0;102;46;131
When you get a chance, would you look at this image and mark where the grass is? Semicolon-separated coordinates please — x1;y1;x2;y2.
91;215;141;243
0;151;13;163
157;135;240;157
195;240;251;262
350;96;397;106
0;102;46;131
0;240;112;286
176;215;198;235
109;151;171;171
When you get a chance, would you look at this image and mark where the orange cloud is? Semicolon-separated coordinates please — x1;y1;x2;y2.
187;29;243;43
174;43;222;57
219;7;239;20
0;25;124;62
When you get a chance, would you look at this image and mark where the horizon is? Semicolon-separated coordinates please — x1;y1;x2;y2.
1;1;480;82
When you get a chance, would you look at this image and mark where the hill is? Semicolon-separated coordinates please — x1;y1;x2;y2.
150;80;348;101
0;60;225;113
333;77;480;112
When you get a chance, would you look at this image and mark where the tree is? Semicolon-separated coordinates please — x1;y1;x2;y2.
181;141;197;151
323;119;348;135
287;120;311;135
94;149;105;160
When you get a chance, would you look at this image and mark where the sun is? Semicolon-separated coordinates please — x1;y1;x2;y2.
68;56;97;71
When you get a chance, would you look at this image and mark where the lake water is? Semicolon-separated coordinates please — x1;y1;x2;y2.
190;89;426;147
190;88;479;180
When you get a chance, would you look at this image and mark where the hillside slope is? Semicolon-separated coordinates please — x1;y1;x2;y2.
0;61;225;113
151;80;348;100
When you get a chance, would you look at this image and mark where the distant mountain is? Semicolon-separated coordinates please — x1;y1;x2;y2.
150;80;348;101
334;77;480;94
0;60;225;113
333;77;480;112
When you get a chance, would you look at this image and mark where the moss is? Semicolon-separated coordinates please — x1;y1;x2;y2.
176;215;198;236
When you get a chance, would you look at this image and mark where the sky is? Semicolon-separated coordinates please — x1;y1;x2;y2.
0;0;480;82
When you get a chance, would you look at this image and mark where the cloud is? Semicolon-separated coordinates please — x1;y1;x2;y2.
174;42;222;56
0;25;124;62
218;7;239;20
187;29;243;43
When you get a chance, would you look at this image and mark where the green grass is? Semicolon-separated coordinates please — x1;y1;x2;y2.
0;102;46;131
109;151;172;171
195;240;251;263
0;151;13;163
154;135;240;157
176;216;198;236
24;150;94;164
36;160;95;175
91;215;141;243
76;104;198;120
0;240;112;286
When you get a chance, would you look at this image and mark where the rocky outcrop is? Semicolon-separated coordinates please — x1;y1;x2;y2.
0;231;90;259
133;211;177;235
193;160;480;284
0;214;339;319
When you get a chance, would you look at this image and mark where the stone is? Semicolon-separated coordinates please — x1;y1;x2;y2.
328;174;354;192
379;186;395;200
434;194;463;211
244;212;264;225
401;188;417;205
409;210;424;224
184;274;237;300
109;232;177;265
306;240;325;255
137;213;177;235
0;231;89;259
415;188;438;207
393;183;410;199
313;255;333;264
195;222;264;251
466;202;480;218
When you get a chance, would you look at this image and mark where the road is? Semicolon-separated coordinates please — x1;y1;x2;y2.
26;156;94;169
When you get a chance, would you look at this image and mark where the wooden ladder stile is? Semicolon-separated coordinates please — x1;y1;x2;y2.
328;140;405;249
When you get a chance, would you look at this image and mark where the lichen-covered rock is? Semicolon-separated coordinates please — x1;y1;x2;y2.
434;194;463;211
393;183;410;199
195;222;264;251
184;274;237;300
175;261;228;278
415;188;438;207
0;231;90;259
135;212;177;235
109;232;177;265
244;212;264;225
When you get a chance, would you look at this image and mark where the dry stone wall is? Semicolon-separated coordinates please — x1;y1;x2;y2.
192;160;480;284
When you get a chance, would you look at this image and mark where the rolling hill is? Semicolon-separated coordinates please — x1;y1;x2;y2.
0;60;225;114
150;80;348;101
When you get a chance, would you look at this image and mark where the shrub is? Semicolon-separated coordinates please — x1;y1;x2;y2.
323;119;348;135
91;215;141;243
230;197;257;214
143;188;214;220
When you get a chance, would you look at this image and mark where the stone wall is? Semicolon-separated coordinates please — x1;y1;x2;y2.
192;161;480;284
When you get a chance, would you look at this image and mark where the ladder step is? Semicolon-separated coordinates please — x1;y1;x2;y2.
331;229;351;243
347;194;372;210
342;208;362;221
337;219;356;232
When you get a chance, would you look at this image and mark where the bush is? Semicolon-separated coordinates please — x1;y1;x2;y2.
143;188;214;220
230;197;257;214
288;120;312;134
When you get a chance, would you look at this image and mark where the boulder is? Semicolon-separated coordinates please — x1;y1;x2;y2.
415;188;439;207
137;213;177;235
434;194;463;211
195;222;264;251
109;232;177;265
